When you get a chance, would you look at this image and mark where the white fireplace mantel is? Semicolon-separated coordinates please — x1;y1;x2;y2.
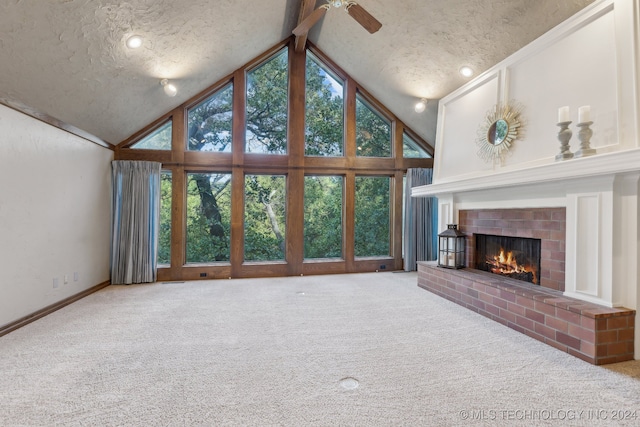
412;148;640;198
411;150;640;325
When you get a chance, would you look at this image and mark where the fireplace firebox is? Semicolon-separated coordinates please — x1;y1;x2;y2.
475;234;541;285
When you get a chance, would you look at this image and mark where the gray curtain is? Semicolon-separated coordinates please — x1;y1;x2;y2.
110;160;161;284
404;168;437;271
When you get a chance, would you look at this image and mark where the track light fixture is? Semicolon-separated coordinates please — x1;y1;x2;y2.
414;98;428;113
160;79;177;97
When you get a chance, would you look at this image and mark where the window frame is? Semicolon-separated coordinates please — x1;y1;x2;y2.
114;40;434;280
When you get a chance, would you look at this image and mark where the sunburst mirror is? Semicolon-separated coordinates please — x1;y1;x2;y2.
476;103;522;163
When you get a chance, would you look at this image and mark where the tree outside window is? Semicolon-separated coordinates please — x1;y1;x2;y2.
355;176;391;257
245;174;286;261
186;173;232;263
304;176;343;259
246;49;289;154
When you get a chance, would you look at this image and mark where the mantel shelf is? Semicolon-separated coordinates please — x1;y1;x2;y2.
412;148;640;197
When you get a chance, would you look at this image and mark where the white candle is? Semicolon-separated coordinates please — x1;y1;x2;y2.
578;105;591;123
558;106;570;123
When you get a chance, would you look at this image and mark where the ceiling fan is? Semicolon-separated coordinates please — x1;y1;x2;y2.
293;0;382;37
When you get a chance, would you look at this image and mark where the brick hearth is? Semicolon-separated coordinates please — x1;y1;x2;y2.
418;262;635;365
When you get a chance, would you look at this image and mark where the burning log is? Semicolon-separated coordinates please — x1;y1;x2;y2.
486;249;537;284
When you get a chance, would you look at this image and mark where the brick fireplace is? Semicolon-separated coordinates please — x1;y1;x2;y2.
411;153;640;364
459;208;566;291
418;206;635;365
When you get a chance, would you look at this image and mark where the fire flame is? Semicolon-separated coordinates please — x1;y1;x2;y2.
486;249;537;284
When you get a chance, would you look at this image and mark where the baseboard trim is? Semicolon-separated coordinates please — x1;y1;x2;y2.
0;280;111;338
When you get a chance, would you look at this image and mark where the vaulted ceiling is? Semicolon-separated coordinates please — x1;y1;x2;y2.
0;0;594;146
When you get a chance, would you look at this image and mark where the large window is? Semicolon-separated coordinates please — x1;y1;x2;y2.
187;83;233;152
244;174;286;261
130;120;172;150
246;48;289;154
186;173;232;263
304;176;343;259
355;94;391;157
158;171;172;265
119;43;434;279
305;52;344;156
355;176;390;257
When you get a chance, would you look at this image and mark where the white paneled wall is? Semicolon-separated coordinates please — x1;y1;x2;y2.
415;0;640;358
433;0;638;183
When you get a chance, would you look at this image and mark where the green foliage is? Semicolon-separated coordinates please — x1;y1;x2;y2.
355;177;390;257
403;132;431;158
356;95;391;157
157;49;397;265
245;175;286;261
305;55;344;156
187;84;233;152
304;176;343;258
185;173;232;263
158;172;172;264
132;121;172;150
246;49;289;154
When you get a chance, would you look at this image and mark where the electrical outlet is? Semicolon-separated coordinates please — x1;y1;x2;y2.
380;264;386;270
200;272;207;277
53;278;59;289
74;272;79;282
64;275;68;284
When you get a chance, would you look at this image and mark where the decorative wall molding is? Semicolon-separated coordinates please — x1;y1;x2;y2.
432;0;639;184
413;148;640;197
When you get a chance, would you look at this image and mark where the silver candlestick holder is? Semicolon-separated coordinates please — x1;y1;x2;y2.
574;121;596;158
555;121;573;161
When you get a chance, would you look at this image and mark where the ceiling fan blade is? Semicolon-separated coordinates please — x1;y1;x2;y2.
346;3;382;34
292;6;328;37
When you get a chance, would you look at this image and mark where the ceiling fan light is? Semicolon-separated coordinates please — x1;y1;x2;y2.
414;98;428;113
459;66;474;78
160;79;178;97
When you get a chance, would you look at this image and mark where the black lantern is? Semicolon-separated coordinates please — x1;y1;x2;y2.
438;224;466;269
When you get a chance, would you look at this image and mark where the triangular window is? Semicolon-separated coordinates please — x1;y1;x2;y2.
403;132;432;158
130;120;172;150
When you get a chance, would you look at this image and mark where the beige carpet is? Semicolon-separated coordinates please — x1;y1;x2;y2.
1;272;640;426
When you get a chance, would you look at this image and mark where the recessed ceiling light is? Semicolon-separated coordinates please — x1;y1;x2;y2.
126;35;143;49
459;66;474;78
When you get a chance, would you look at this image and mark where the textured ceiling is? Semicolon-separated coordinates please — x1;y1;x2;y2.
0;0;595;146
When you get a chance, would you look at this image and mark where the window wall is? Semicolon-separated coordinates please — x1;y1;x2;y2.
116;40;433;280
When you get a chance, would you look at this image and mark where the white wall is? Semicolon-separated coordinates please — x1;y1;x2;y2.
0;104;113;327
433;0;639;183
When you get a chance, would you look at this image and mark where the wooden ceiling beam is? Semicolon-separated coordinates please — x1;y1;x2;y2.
294;0;317;53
